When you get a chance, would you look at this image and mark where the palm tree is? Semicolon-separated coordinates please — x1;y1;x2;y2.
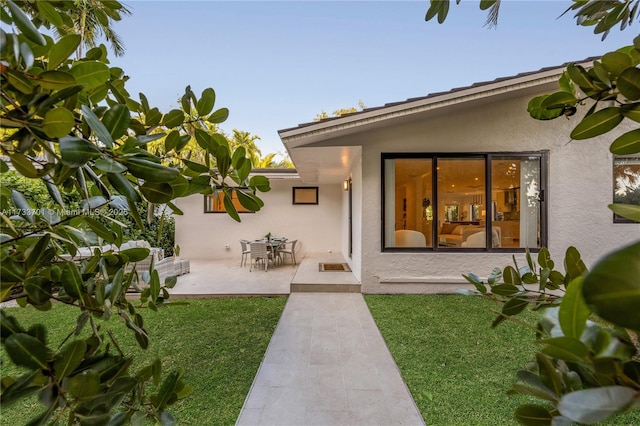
62;0;132;58
229;130;263;164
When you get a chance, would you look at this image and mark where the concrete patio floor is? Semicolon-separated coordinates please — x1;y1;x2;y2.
170;252;359;297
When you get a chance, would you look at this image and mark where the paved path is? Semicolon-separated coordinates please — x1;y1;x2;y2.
236;293;425;426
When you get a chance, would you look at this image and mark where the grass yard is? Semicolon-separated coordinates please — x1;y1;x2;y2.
365;294;640;426
0;297;287;425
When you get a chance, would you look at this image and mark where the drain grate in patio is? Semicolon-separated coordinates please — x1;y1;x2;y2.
319;263;351;272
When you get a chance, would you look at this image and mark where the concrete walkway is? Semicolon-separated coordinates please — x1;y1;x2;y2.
236;293;425;426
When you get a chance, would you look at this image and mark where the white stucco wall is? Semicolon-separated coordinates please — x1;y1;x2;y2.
174;177;343;261
342;151;363;282
348;93;640;293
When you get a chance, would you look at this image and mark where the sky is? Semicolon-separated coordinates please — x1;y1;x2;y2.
108;1;636;157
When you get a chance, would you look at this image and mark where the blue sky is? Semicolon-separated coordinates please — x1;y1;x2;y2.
109;1;635;156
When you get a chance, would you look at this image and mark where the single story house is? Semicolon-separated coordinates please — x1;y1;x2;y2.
175;58;640;293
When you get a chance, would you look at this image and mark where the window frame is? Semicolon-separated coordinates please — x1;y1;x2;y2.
204;187;255;214
381;152;548;253
612;156;640;224
292;186;319;205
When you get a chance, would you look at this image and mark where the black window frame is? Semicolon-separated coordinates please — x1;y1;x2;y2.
612;156;640;224
381;152;548;253
292;186;319;205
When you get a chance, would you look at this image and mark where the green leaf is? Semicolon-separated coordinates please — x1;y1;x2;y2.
95;158;127;173
102;105;131;140
564;246;587;282
123;158;179;183
59;136;101;167
7;0;46;45
570;107;624;140
540;336;589;363
609;129;640;155
196;88;216;116
61;262;84;299
53;340;86;378
491;284;520;297
24;277;53;305
617;67;640;100
540;91;577;109
503;265;522;285
207;107;229;124
609;202;640;222
140;182;174;204
48;34;81;69
194;129;216;153
528;95;564;120
164;130;181;152
558;386;638;424
84;216;115;242
6;67;34;93
5;333;48;370
67;370;100;398
36;0;64;27
9;153;38;178
155;370;181;410
82;104;114;148
183;159;209;173
162;109;184;128
11;189;35;223
120;248;150;263
107;172;141;203
36;70;77;90
235;189;262;211
502;297;528;316
69;61;110;89
42;107;74;138
583;242;640;331
249;175;271;192
559;277;590;339
620;102;640;123
567;63;596;91
514;404;552;426
601;51;632;77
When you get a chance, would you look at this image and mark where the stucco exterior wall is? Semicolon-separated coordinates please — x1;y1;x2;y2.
342;151;363;282
353;93;639;293
174;177;343;261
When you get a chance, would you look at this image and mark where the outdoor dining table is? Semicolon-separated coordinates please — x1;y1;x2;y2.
252;238;287;265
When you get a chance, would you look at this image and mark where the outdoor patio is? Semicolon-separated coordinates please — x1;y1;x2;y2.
170;252;361;297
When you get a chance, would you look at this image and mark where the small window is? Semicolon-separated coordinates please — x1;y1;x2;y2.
292;187;319;205
204;189;253;213
613;156;640;223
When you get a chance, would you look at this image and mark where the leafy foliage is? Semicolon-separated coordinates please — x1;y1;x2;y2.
0;1;270;424
462;246;640;425
426;2;640;425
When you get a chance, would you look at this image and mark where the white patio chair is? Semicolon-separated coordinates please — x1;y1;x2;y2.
279;239;298;265
249;241;274;272
239;240;251;266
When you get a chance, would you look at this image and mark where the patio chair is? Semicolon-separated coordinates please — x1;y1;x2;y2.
279;239;298;265
239;240;251;266
249;241;274;272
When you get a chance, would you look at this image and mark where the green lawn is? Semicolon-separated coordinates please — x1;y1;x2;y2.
0;297;287;426
365;294;640;426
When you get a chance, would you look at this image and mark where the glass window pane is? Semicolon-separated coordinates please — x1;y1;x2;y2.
491;157;541;248
613;157;640;223
436;158;486;248
384;158;433;247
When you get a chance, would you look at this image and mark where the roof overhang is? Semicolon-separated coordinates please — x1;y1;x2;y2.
278;60;593;185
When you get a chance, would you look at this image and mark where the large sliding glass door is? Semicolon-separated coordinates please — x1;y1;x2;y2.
382;153;546;251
